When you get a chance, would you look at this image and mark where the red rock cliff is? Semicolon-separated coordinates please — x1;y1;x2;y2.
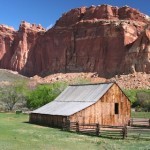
0;5;149;77
125;25;150;74
0;21;45;73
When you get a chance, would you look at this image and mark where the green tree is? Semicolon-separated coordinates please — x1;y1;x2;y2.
123;89;137;105
136;91;150;111
0;81;28;111
26;82;67;109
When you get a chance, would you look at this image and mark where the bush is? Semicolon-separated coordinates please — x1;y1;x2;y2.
136;91;150;111
26;77;91;109
124;89;150;111
26;82;67;109
123;89;137;104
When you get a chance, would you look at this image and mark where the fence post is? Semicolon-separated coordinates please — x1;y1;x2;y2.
122;126;125;139
76;122;79;132
125;125;127;138
67;120;70;131
128;119;131;126
131;118;133;126
62;120;67;131
96;123;100;136
62;121;65;130
99;124;101;136
122;125;127;139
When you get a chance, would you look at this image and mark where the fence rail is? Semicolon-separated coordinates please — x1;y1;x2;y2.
62;118;150;139
127;126;150;138
129;118;150;127
62;121;127;139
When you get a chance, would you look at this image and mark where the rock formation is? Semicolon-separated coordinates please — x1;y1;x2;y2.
0;25;16;68
0;5;150;77
0;21;45;74
125;25;150;73
10;22;45;71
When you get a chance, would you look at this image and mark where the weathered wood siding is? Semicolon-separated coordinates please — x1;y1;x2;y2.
29;113;66;127
69;84;131;126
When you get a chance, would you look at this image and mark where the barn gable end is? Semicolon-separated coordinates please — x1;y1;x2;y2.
69;83;131;126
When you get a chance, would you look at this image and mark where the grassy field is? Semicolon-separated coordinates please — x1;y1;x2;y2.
131;111;150;118
0;112;149;150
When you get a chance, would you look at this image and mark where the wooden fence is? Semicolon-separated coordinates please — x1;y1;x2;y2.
100;125;127;139
62;121;127;139
62;119;150;139
129;118;150;127
127;126;150;139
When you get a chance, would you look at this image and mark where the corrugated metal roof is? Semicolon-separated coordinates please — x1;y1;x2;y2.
32;82;114;116
32;101;94;116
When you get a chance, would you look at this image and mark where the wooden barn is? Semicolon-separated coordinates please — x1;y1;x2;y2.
29;82;131;127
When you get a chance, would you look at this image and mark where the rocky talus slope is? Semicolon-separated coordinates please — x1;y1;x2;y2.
0;69;149;89
32;72;150;89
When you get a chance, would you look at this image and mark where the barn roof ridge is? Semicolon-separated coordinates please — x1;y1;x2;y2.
69;81;115;86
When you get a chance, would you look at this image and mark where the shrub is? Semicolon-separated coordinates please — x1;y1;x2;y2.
123;89;137;104
124;89;150;111
26;82;67;109
26;77;91;109
136;91;150;111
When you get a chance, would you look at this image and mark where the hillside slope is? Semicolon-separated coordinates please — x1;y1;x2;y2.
0;69;29;85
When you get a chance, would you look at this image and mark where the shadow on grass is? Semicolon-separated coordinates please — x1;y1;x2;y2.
23;121;30;124
131;125;150;128
60;130;125;140
126;134;150;141
23;121;63;130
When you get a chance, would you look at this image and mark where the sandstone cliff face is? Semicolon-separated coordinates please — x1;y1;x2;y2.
125;25;150;73
0;21;45;73
10;22;45;72
0;5;149;77
0;25;16;68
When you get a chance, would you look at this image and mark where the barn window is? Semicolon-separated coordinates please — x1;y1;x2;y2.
115;103;119;114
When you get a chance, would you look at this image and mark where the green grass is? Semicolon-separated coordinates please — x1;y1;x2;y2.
131;111;150;118
0;113;150;150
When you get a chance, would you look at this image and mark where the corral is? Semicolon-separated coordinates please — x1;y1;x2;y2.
62;118;150;139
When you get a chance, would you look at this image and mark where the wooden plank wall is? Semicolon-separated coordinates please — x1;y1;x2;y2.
69;84;131;126
29;113;66;127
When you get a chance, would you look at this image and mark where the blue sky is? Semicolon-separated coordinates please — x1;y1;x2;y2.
0;0;150;30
